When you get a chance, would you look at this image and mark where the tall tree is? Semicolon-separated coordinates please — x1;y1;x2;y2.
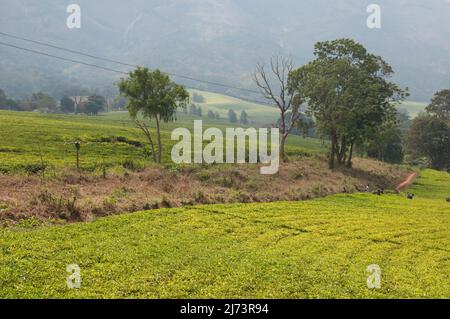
288;39;407;168
207;110;215;119
31;92;57;112
426;89;450;120
253;56;302;161
365;113;404;164
228;109;238;123
60;96;75;113
84;95;106;115
0;89;7;108
118;67;189;163
240;110;249;125
406;114;450;170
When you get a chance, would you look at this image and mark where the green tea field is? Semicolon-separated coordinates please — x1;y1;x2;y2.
1;169;448;298
0;110;325;173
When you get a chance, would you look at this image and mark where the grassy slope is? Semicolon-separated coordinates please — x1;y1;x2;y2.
0;110;325;172
397;101;427;118
189;89;279;124
1;169;448;298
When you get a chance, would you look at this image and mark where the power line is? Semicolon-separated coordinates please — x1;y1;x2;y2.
0;41;128;75
0;31;262;95
0;39;272;106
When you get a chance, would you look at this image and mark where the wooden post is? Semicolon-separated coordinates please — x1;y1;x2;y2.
75;141;81;169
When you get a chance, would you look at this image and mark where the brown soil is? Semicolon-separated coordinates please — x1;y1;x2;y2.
0;156;409;225
396;172;418;191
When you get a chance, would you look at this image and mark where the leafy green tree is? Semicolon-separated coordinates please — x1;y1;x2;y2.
192;92;205;103
4;99;18;110
207;110;215;119
406;114;450;170
228;109;238;123
240;110;249;125
60;96;75;113
0;89;6;108
426;89;450;120
31;92;57;112
118;67;189;163
289;39;407;168
189;104;198;116
397;110;411;134
112;97;127;111
84;95;106;115
295;113;315;138
365;114;404;164
0;89;18;110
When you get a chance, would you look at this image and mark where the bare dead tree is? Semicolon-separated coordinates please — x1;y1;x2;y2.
252;55;302;161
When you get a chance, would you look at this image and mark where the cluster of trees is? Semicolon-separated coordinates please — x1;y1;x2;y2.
0;89;58;112
192;92;205;103
72;95;107;115
0;88;19;110
253;40;408;167
188;104;203;117
0;88;107;115
5;39;442;171
116;39;447;171
227;109;249;125
406;90;450;170
207;110;220;120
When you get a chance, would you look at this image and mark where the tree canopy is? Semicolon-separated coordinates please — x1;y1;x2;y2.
288;39;407;168
118;67;189;163
406;114;450;170
60;96;75;113
426;89;450;120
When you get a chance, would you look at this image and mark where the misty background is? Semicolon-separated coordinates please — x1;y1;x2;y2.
0;0;449;102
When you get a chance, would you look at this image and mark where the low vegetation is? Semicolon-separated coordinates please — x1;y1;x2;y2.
1;36;449;300
0;170;448;298
0;155;407;224
0;110;325;174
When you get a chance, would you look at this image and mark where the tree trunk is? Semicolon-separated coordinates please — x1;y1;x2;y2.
337;137;347;165
280;133;287;162
346;141;355;168
156;117;162;163
329;134;336;169
136;121;157;162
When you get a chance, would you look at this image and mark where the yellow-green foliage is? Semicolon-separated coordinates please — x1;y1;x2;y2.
1;170;448;298
0;110;325;173
407;169;450;199
189;89;280;123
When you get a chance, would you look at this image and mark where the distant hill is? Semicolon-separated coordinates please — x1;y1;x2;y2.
397;101;427;118
0;0;449;102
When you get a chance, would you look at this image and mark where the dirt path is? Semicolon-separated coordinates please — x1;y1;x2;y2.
396;172;418;191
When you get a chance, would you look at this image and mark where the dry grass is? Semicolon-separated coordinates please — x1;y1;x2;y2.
0;156;408;225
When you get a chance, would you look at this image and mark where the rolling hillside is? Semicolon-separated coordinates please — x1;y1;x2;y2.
1;169;448;298
189;89;279;124
0;110;324;173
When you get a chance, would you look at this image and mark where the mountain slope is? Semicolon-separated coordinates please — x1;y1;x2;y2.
0;0;449;101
